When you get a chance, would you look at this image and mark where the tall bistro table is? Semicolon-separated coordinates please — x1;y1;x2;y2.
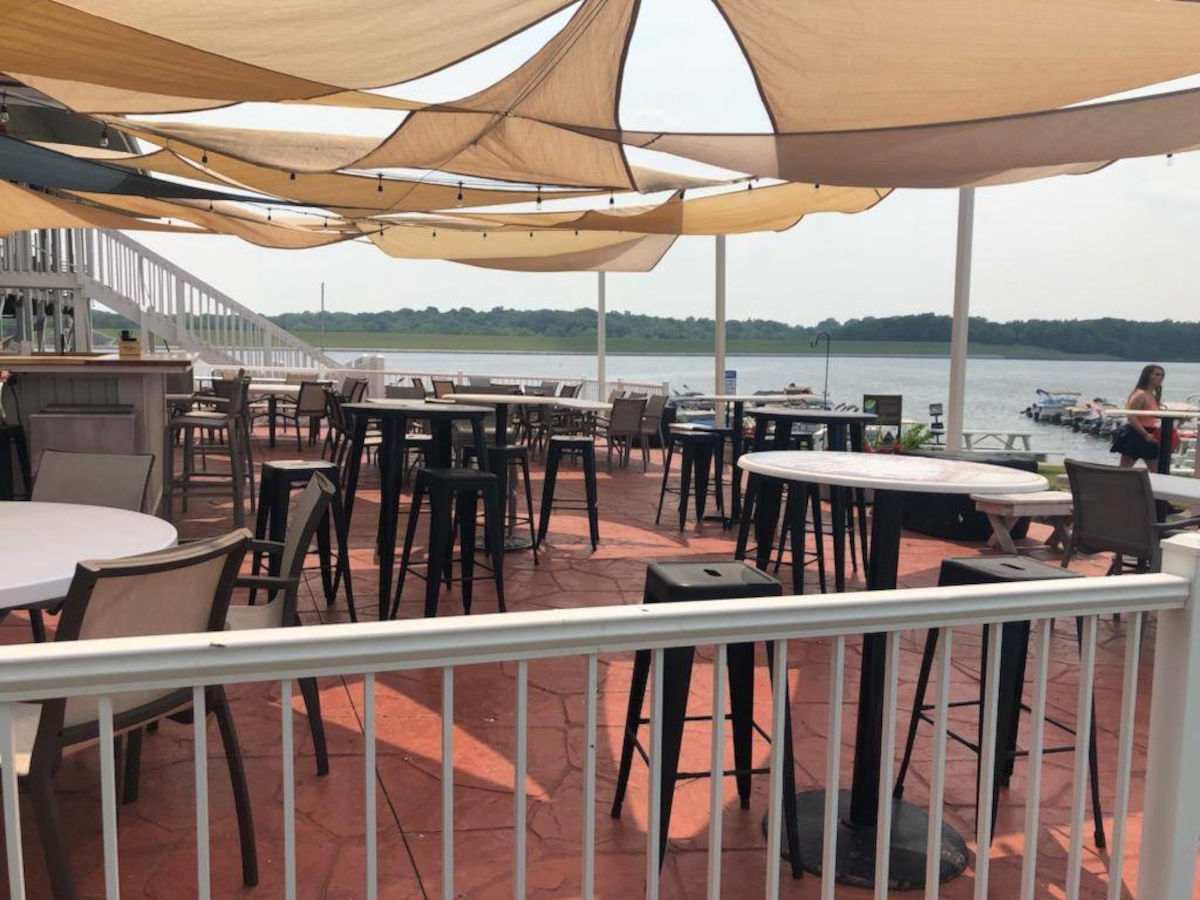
342;399;493;617
0;502;178;609
684;394;803;519
1105;406;1200;475
742;407;877;591
738;451;1046;889
447;393;613;551
247;383;299;449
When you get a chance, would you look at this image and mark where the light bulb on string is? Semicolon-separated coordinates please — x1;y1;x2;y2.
536;185;542;207
289;171;296;181
377;172;383;192
201;151;208;164
456;182;464;206
1167;153;1175;167
99;125;109;148
0;93;9;125
609;191;615;206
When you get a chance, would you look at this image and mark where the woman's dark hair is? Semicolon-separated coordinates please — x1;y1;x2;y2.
1134;364;1165;402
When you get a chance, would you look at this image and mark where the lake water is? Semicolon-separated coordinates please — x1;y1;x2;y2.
330;350;1200;463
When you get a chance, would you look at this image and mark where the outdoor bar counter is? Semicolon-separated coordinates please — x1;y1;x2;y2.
0;353;192;511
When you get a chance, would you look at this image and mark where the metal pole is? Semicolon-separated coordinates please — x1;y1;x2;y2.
714;235;727;428
947;187;975;451
597;272;606;397
320;281;326;354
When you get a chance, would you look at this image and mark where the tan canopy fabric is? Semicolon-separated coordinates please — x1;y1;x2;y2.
413;182;888;234
0;182;205;237
10;72;425;115
563;87;1200;188
714;0;1200;131
68;193;356;249
352;0;639;187
465;234;677;272
1;0;573;101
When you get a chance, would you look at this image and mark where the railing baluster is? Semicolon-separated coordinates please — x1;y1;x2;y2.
193;686;210;900
924;628;953;900
365;674;377;900
874;631;900;899
1107;612;1143;900
98;696;119;899
1020;620;1051;900
765;639;788;899
822;636;845;900
707;644;727;900
515;660;528;899
442;667;454;900
583;654;598;899
1065;615;1098;900
281;680;296;900
0;701;26;900
975;623;1004;898
646;648;664;900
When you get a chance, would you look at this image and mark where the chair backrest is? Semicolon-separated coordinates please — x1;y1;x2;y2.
642;393;667;424
432;379;455;398
1065;459;1159;562
560;383;580;398
338;376;357;396
469;383;520;395
609;396;648;433
210;375;249;416
32;450;153;511
346;378;368;403
386;384;425;400
260;474;336;626
410;376;425;394
44;530;249;740
285;372;307;385
296;381;328;416
164;370;194;395
606;389;620;403
467;375;491;387
539;381;560;397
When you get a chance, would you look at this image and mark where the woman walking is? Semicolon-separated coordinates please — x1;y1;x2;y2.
1111;364;1167;467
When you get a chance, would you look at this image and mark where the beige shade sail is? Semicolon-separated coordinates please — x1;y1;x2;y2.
366;222;647;260
564;87;1200;188
352;0;639;187
1;0;574;100
10;72;426;115
464;233;677;272
412;181;887;234
0;182;206;237
714;0;1200;131
68;193;357;249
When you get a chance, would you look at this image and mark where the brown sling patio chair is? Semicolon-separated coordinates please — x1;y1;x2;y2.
10;530;257;899
227;473;335;775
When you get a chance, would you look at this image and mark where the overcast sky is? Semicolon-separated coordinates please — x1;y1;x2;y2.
127;0;1200;326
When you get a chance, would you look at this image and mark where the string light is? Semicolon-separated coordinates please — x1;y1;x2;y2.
377;172;383;192
529;230;534;238
536;185;542;207
456;181;464;206
201;151;208;164
0;93;9;125
814;183;820;190
1167;153;1175;167
99;125;109;148
289;171;296;181
267;208;272;222
483;232;488;239
432;230;437;238
609;190;615;206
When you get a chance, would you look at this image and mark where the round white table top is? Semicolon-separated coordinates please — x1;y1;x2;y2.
448;393;612;412
0;502;179;609
739;451;1047;495
1106;407;1200;420
248;383;300;397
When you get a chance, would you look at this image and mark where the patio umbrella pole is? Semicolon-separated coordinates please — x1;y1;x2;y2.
946;187;975;451
597;271;606;397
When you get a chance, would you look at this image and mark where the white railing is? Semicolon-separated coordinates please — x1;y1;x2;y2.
210;359;671;400
3;543;1197;899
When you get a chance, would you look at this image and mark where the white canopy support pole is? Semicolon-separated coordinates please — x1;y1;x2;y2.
946;187;975;451
597;272;607;399
714;235;727;428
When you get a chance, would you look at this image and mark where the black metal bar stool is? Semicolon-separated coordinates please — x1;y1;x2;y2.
893;555;1106;849
762;481;827;594
536;435;599;551
464;443;540;559
611;561;802;878
253;460;356;622
655;425;727;529
392;467;505;618
0;422;31;500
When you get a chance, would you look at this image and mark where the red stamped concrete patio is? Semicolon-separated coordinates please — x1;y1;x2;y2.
3;427;1184;899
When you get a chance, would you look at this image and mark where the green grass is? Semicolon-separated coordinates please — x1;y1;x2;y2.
286;331;1113;359
1038;462;1067;490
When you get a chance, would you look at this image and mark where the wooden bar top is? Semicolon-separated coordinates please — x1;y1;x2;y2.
0;353;194;374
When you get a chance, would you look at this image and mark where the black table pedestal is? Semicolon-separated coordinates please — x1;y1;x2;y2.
764;488;969;890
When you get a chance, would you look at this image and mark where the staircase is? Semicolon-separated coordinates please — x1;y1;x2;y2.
1;228;338;369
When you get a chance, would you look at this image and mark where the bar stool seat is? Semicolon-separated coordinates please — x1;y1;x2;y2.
537;435;599;550
611;560;802;877
894;555;1106;848
393;467;505;618
254;460;356;621
656;425;728;529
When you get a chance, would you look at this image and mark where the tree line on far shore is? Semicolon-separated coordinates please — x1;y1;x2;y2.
91;307;1200;361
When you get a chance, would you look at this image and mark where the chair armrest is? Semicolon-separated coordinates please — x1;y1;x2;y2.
250;539;286;555
1155;515;1200;533
234;574;298;592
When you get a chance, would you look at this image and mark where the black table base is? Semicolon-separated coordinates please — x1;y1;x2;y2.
766;789;968;889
